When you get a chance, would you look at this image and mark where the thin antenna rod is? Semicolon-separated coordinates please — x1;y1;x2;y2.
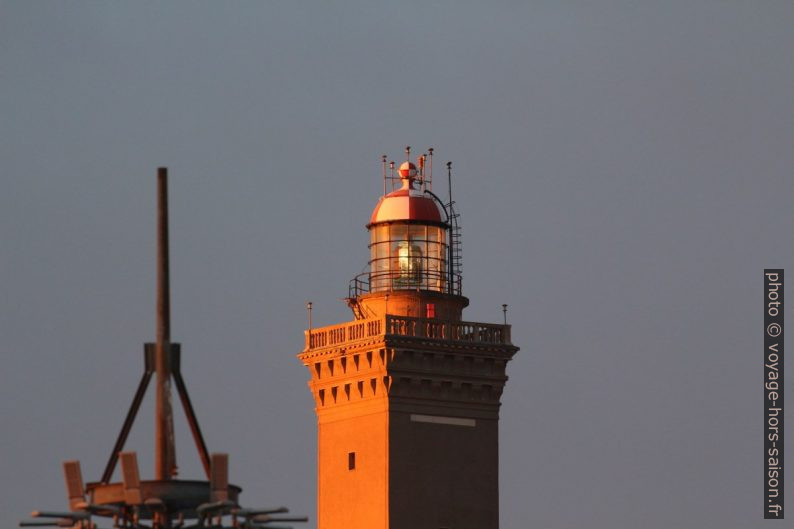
155;167;176;481
389;161;395;191
447;161;454;293
447;161;453;206
157;168;171;356
405;145;410;161
381;155;387;196
428;148;434;192
502;304;508;325
418;154;426;192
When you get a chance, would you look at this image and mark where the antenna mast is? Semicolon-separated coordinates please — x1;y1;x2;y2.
21;167;307;529
428;148;434;192
155;168;176;480
381;155;387;196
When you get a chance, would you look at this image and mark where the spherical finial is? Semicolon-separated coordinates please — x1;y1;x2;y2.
398;161;418;180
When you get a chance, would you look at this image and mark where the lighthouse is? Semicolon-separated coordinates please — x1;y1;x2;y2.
298;148;518;529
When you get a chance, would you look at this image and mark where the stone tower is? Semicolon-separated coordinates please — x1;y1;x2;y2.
298;150;518;529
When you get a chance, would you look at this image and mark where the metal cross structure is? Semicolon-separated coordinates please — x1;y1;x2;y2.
20;168;307;529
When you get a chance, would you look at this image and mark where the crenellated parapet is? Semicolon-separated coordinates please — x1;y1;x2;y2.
298;315;518;421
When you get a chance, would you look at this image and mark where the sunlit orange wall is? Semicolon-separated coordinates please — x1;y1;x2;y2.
318;409;389;529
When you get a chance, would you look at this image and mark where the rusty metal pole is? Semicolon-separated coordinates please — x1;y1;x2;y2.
155;167;176;482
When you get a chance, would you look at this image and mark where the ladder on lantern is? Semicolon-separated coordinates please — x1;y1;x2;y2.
447;200;462;295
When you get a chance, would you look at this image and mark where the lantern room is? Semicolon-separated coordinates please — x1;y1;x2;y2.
348;148;465;321
368;160;448;293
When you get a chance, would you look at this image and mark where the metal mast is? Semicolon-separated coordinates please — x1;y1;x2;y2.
20;168;306;529
155;167;176;481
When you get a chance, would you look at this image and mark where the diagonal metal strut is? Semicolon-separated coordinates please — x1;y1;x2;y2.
172;349;212;479
101;348;155;484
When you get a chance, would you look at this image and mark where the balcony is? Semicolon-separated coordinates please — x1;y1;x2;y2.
303;315;511;352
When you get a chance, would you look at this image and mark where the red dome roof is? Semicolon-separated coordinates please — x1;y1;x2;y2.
369;175;444;226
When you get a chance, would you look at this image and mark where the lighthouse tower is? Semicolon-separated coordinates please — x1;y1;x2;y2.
298;149;518;529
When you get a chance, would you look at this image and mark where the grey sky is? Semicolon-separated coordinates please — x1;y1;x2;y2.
2;2;793;528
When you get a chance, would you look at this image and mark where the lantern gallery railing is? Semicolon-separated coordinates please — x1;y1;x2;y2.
349;270;463;298
305;315;511;351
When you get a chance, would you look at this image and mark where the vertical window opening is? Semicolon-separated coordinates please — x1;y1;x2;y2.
348;452;356;470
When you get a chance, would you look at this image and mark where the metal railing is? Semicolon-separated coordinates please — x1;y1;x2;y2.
349;270;462;298
384;315;508;344
305;315;510;350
